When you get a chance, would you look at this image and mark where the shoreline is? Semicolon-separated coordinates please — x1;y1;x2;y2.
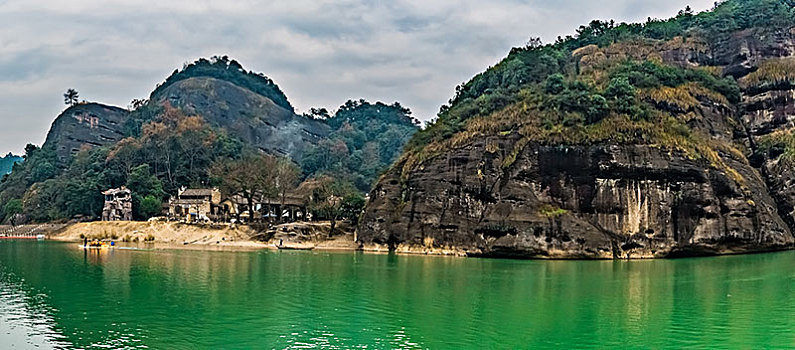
45;237;795;261
16;221;794;260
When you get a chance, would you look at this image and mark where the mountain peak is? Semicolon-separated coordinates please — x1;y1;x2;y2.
151;56;294;112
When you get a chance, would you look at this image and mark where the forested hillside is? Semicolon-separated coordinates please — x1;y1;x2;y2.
409;0;794;150
302;100;419;191
0;58;418;224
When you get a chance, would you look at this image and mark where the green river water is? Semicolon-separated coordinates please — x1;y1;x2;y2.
0;240;794;349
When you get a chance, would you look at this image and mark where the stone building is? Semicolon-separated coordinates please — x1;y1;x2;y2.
101;187;132;221
168;188;221;221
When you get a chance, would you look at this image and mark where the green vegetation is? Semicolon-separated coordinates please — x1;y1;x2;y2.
302;100;420;191
757;130;795;165
409;0;793;151
402;60;744;179
3;199;22;220
0;97;412;224
0;106;243;223
539;204;569;218
151;56;294;112
400;0;790;185
8;0;790;224
0;153;22;175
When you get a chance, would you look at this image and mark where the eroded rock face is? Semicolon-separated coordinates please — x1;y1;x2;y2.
153;77;329;161
715;28;795;78
43;103;129;165
743;89;795;135
358;28;795;259
359;139;792;259
735;29;795;245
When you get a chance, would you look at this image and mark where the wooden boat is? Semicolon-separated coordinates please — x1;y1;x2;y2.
80;244;113;250
276;245;314;251
80;240;114;249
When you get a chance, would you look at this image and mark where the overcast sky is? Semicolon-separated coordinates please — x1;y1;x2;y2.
0;0;715;155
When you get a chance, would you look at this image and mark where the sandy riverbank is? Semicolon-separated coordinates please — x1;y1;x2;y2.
48;221;360;252
51;221;265;249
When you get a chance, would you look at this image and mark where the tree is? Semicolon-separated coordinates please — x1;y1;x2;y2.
303;107;331;120
605;76;637;116
128;98;148;111
152;57;294;112
275;158;301;222
127;164;165;199
210;152;279;222
30;161;57;183
64;89;79;106
3;199;22;225
139;195;162;219
525;37;543;50
340;194;365;223
544;74;566;94
299;176;358;237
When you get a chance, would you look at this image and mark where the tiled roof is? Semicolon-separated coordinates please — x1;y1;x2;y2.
172;199;210;205
180;188;214;197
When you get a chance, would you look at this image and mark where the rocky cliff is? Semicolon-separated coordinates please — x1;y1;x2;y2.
358;9;795;258
42;103;129;165
361;139;791;258
152;77;329;161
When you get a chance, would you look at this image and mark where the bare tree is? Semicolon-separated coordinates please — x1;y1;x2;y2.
275;158;301;222
210;152;279;222
299;176;356;236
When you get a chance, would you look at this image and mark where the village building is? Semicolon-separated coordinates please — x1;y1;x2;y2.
168;188;221;222
220;192;308;223
101;187;133;221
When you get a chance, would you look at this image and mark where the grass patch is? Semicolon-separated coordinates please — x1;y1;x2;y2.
740;57;795;92
539;204;568;218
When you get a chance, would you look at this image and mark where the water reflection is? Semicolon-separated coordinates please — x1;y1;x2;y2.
1;241;795;348
0;267;71;349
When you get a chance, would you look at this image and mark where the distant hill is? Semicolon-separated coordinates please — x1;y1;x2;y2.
0;56;418;223
0;153;22;175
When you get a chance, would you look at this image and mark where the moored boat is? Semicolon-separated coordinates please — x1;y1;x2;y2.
80;239;115;249
276;245;314;251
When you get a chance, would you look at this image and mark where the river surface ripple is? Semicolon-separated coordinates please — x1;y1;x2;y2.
1;240;794;349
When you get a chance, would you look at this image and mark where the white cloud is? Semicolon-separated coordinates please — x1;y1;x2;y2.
0;0;715;154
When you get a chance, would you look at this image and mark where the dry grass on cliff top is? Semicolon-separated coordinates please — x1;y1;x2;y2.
640;83;730;111
575;35;711;86
399;90;747;188
740;57;795;89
